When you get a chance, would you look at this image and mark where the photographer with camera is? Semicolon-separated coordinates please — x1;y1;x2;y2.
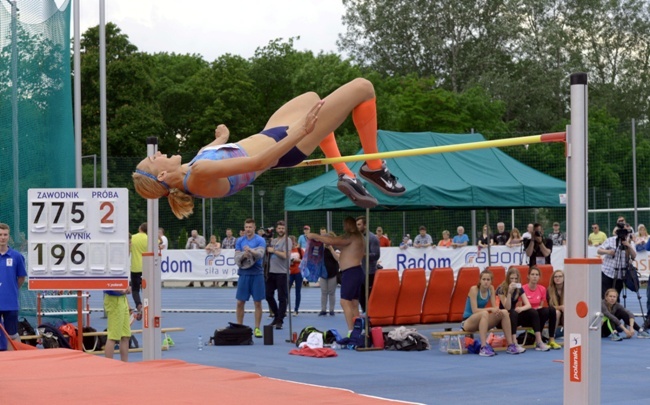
597;220;636;300
523;223;553;267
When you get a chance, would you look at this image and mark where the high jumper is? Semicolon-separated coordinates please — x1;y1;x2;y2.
133;78;405;218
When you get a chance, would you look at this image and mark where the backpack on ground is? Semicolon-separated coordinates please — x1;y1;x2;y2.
212;322;253;346
337;317;371;349
82;326;102;352
38;324;72;349
18;318;37;346
295;326;323;347
517;330;537;346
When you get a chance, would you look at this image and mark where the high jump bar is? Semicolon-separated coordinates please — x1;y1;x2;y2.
291;132;566;167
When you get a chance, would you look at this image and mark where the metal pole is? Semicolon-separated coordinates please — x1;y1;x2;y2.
564;72;600;404
82;154;98;187
471;210;477;245
248;184;255;221
607;193;611;233
8;0;20;241
592;187;596;225
99;0;107;187
202;198;206;240
144;137;162;360
632;118;638;229
402;211;406;241
74;0;82;188
485;209;491;266
259;191;265;228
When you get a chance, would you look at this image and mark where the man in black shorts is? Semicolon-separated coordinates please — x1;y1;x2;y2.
306;217;365;333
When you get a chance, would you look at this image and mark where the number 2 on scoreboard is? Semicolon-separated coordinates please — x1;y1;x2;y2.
99;201;117;233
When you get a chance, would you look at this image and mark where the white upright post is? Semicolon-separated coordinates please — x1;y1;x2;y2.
564;72;601;404
143;137;162;360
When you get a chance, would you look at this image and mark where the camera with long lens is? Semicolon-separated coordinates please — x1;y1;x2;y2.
615;222;630;241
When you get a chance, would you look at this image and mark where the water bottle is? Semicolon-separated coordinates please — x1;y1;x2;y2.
198;335;203;351
439;336;449;353
331;342;339;350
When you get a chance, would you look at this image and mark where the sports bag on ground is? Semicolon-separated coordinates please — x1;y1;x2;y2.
213;322;253;346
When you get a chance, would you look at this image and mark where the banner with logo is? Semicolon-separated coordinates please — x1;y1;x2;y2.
158;246;650;281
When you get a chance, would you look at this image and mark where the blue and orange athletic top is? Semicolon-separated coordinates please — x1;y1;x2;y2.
183;143;255;198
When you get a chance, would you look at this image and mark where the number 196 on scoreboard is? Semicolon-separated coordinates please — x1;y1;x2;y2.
27;188;130;290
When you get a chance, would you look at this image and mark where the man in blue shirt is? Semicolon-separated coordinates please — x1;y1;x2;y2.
297;225;310;249
0;223;27;350
235;218;267;338
452;226;470;248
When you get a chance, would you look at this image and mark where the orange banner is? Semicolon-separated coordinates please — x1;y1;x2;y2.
28;278;128;290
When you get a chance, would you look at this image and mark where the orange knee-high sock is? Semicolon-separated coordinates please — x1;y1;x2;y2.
319;132;354;177
352;97;382;170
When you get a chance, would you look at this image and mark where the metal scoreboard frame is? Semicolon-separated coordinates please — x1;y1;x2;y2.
27;188;130;290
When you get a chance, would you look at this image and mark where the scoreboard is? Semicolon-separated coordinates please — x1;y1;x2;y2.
27;188;130;290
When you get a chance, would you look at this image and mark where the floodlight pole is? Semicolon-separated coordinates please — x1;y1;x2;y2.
7;0;20;242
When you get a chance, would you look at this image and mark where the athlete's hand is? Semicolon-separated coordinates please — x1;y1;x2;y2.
300;101;324;136
215;124;229;139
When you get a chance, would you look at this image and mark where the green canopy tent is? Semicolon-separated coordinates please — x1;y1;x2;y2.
284;131;566;211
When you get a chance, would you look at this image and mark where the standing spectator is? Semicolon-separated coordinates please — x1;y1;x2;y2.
130;223;147;319
235;218;266;338
376;227;391;247
206;235;222;287
413;226;433;248
0;223;27;350
221;228;237;250
319;230;340;316
399;234;412;249
548;222;566;246
524;223;553;267
506;228;523;248
492;222;510;246
206;235;221;255
306;217;364;334
186;230;206;249
634;224;648;251
522;223;534;240
357;216;380;313
187;230;207;287
451;226;469;248
438;230;452;247
265;221;291;330
103;285;132;361
477;224;493;248
158;228;168;250
588;224;607;246
297;225;310;249
597;224;636;300
288;235;303;316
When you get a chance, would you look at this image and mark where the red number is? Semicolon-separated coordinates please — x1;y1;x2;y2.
100;201;115;224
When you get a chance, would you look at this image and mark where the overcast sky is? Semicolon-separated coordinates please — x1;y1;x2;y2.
71;0;347;61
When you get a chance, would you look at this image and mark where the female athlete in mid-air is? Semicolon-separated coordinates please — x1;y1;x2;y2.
133;78;405;219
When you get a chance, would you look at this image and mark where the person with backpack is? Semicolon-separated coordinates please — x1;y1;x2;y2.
461;269;520;356
0;223;27;351
104;285;132;361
